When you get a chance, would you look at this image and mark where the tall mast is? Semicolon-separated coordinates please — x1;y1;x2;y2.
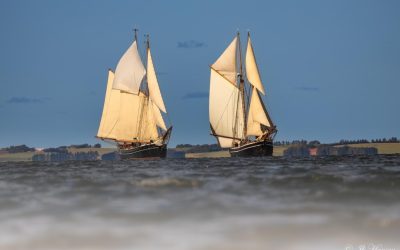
136;30;148;143
237;32;247;139
144;34;150;96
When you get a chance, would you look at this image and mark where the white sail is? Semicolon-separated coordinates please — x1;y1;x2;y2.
147;48;167;113
236;91;245;139
139;98;159;141
151;100;167;131
217;137;234;148
246;106;263;136
97;70;120;139
98;74;146;141
245;37;265;95
113;41;146;94
209;68;244;141
247;100;263;136
114;92;145;141
211;36;238;84
246;88;270;136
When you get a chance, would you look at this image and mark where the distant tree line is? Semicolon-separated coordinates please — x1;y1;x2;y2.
68;143;101;149
371;137;398;143
1;143;102;154
42;146;69;153
0;145;35;153
274;137;399;146
332;137;399;145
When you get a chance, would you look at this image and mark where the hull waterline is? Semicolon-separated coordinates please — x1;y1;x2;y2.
119;143;167;160
229;140;273;157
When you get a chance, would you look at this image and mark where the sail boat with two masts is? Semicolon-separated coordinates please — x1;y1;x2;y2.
209;32;277;157
97;30;172;159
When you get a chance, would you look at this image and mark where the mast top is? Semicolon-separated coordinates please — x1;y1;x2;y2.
146;34;150;49
133;28;138;41
237;31;244;78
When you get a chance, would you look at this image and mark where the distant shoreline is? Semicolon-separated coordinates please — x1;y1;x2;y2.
185;142;400;158
0;142;399;162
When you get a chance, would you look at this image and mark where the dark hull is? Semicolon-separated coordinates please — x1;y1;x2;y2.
119;143;167;160
229;140;273;157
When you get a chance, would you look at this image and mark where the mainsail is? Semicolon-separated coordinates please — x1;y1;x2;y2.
209;36;245;148
97;71;146;141
209;32;275;148
98;35;167;143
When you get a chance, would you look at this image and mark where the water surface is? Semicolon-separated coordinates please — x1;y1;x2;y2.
1;155;399;250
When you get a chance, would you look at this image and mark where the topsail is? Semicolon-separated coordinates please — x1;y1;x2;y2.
113;41;146;95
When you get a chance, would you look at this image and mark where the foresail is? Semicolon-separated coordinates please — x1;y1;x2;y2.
139;98;159;141
113;41;146;94
246;88;271;136
151;100;167;131
147;48;167;113
209;69;244;140
245;37;265;95
211;36;238;84
246;105;263;136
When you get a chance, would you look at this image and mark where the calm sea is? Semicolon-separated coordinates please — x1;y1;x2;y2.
0;155;399;250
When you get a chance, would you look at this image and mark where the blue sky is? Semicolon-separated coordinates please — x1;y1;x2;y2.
0;0;399;148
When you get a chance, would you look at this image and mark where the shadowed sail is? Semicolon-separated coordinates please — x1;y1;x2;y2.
209;32;277;156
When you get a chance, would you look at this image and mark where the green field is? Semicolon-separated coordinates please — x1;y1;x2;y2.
0;151;36;162
185;151;230;158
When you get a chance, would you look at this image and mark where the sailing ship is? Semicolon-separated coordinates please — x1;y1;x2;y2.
97;31;172;159
209;32;277;157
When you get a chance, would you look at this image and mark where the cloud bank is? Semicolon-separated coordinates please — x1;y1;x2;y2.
7;96;50;104
177;40;206;49
295;86;320;92
182;91;208;99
